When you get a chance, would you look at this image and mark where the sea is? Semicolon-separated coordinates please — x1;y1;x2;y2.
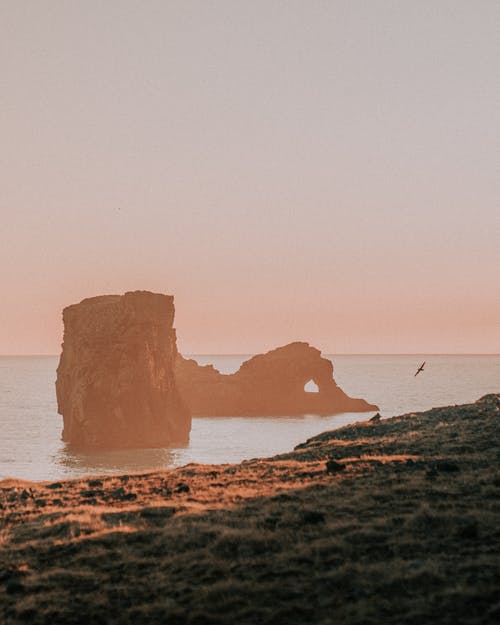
0;355;499;482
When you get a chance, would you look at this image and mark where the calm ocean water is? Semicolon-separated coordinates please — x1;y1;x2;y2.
0;355;499;481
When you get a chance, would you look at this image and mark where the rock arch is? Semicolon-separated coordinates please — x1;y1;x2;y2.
175;342;377;416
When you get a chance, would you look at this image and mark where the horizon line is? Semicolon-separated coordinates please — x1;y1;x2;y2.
1;352;499;358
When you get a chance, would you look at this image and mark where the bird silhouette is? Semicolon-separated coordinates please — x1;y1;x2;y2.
414;361;426;376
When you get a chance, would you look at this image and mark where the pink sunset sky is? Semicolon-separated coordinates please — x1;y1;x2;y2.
1;1;499;355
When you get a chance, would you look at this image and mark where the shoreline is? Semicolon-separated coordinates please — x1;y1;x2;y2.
1;394;499;624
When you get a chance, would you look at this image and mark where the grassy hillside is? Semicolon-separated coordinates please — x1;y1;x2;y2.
1;394;499;624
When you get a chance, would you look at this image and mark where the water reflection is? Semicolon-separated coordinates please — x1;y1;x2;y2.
51;412;367;479
53;443;188;478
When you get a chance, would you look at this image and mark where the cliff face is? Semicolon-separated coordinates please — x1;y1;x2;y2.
175;342;378;416
56;291;191;448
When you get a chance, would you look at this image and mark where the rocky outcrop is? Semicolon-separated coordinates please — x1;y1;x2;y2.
175;342;378;416
56;291;191;448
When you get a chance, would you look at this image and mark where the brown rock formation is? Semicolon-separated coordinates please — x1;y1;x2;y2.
56;291;191;448
175;342;378;416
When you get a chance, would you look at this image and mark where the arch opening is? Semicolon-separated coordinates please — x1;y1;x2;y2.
304;379;319;393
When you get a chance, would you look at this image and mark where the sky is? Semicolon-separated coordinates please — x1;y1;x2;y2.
1;1;499;355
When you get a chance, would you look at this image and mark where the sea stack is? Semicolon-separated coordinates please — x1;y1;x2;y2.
175;342;378;416
56;291;191;448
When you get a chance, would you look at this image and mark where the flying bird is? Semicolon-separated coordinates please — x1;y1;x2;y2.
414;361;426;376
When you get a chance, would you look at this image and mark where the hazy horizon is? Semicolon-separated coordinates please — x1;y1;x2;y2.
1;351;499;357
1;1;499;355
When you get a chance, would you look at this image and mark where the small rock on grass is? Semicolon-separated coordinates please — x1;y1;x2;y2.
326;460;346;474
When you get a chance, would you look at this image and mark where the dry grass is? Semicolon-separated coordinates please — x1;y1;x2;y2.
1;394;499;624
